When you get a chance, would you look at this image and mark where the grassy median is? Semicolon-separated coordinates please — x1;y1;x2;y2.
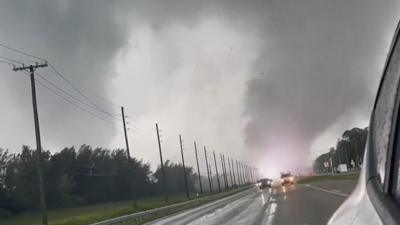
297;172;360;184
0;187;250;225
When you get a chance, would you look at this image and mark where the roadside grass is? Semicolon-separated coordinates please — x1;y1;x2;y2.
298;172;360;184
0;187;250;225
1;193;190;225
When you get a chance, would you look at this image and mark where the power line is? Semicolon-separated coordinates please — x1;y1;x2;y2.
0;42;46;61
0;43;153;137
13;62;48;225
47;63;116;115
0;42;120;116
0;60;14;66
28;72;117;126
0;55;23;64
36;72;119;121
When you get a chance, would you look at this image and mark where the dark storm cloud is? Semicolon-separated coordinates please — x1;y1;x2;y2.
242;0;400;169
0;1;128;148
0;0;399;174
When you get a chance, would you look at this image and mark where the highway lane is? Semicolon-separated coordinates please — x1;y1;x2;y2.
146;179;357;225
268;180;356;225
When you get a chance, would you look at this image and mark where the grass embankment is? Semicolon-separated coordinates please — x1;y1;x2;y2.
297;172;360;184
0;187;250;225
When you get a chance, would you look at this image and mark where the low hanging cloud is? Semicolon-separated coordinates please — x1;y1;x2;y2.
243;0;400;175
0;0;399;177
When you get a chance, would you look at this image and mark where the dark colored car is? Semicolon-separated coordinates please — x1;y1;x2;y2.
257;178;272;189
329;20;400;225
280;173;295;185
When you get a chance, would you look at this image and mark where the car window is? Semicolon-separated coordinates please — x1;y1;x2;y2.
371;29;400;185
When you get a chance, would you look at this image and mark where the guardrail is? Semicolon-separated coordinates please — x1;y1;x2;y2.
90;186;251;225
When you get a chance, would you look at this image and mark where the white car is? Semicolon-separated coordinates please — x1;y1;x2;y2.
328;20;400;225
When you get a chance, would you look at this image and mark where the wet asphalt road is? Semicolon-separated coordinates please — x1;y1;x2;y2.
147;179;357;225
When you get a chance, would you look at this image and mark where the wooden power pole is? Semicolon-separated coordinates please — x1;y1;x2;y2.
194;141;203;195
121;106;137;207
179;135;189;198
213;151;221;192
204;147;212;192
156;123;168;202
13;62;48;225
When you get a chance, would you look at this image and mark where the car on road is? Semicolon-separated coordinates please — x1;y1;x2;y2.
328;20;400;225
257;178;272;189
280;173;295;186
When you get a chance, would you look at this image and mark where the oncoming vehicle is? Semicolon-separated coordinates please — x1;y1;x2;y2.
328;20;400;225
257;178;272;189
280;173;295;186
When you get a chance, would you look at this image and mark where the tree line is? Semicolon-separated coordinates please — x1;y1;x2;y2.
0;145;197;216
313;127;368;173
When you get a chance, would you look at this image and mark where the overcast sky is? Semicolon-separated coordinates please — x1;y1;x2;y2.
0;0;399;177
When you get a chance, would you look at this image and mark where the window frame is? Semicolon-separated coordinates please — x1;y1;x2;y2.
366;20;400;225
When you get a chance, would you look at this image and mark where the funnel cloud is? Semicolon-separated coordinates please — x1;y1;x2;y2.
0;0;399;177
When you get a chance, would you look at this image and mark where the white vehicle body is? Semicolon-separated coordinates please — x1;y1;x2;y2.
337;164;348;173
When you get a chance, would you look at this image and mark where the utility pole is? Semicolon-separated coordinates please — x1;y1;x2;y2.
121;107;130;158
227;157;234;188
250;167;254;183
194;141;203;195
242;163;246;184
121;107;137;207
230;158;237;187
179;135;189;198
243;164;247;184
236;160;241;186
244;163;248;184
220;153;227;189
156;123;168;202
14;62;48;225
209;163;213;191
204;147;212;192
239;161;244;185
13;63;48;225
238;161;243;184
213;151;221;192
222;155;229;188
246;165;250;183
242;162;247;184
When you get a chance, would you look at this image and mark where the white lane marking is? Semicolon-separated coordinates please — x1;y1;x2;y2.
305;184;349;197
186;191;256;225
264;202;277;225
261;192;266;205
148;189;254;225
233;191;272;224
186;203;230;225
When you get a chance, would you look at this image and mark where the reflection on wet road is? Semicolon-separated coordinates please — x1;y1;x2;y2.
147;180;357;225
